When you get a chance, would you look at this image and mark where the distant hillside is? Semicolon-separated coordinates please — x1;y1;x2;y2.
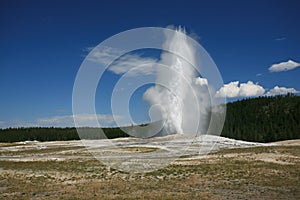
221;94;300;142
0;95;299;143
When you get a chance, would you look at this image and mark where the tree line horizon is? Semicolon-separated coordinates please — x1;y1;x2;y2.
0;94;299;143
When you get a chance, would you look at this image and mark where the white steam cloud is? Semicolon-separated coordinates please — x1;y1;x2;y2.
143;28;210;135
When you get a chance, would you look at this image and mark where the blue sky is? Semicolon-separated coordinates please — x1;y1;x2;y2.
0;0;299;128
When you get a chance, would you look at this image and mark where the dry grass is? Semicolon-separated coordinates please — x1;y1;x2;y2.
0;145;299;199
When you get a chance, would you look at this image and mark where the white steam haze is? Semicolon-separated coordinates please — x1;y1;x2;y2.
143;27;210;135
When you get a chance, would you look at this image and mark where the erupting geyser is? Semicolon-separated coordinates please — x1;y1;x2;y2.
143;27;207;135
74;26;226;172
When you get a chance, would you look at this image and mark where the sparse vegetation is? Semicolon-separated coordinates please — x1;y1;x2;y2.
0;145;299;199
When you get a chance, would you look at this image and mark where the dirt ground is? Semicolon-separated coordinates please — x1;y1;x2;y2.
0;139;299;199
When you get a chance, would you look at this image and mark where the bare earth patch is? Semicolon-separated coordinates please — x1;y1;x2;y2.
121;146;160;153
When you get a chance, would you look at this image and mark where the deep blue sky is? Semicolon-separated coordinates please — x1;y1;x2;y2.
0;0;299;128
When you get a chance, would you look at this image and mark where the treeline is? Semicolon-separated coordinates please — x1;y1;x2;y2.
0;127;129;143
221;94;300;142
0;95;299;143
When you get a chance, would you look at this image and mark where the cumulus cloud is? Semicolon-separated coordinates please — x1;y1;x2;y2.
265;86;299;96
215;81;240;98
268;59;300;72
216;81;265;98
239;81;265;97
85;46;157;76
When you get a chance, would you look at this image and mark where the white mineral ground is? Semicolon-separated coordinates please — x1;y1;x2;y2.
1;135;299;164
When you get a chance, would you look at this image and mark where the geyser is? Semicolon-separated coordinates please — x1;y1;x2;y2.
74;27;226;172
143;27;206;135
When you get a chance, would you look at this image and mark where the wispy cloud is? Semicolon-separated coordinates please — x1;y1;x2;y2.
268;59;300;72
55;109;71;114
265;86;299;96
109;54;157;76
275;37;286;41
216;81;265;98
37;114;121;127
0;120;39;129
85;46;158;76
256;73;262;77
0;114;122;129
0;121;5;127
85;46;124;65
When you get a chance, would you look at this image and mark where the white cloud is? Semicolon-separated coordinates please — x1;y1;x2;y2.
265;86;299;96
37;114;121;127
268;59;300;72
239;81;265;97
0;121;5;128
85;46;157;76
109;54;157;76
0;114;122;129
216;81;265;98
275;37;286;41
85;46;124;65
215;81;240;98
256;73;262;77
0;120;39;129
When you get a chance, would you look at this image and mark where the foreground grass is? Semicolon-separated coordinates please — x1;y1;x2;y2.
0;146;299;199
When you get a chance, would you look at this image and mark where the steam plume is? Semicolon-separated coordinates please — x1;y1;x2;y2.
143;27;209;135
